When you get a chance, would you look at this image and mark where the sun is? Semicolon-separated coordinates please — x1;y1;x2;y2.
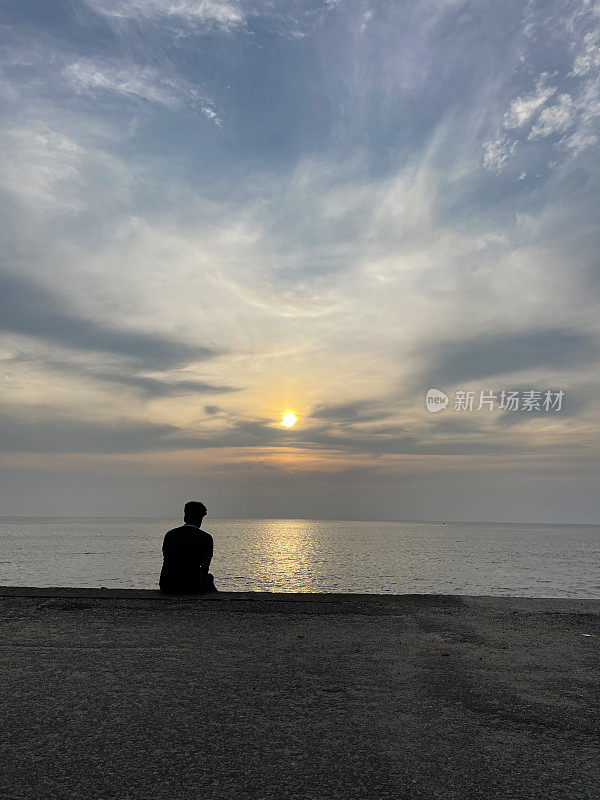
281;411;297;428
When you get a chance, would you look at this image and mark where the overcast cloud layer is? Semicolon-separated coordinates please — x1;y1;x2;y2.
1;0;599;521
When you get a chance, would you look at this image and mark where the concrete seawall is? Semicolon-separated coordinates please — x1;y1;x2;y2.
1;589;598;799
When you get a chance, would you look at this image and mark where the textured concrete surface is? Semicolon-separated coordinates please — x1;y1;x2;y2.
0;589;598;800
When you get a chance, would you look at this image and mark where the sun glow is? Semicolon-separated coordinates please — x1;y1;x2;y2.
281;411;298;428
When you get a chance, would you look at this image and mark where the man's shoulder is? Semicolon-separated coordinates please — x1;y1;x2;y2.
165;525;188;536
196;527;213;543
165;525;212;539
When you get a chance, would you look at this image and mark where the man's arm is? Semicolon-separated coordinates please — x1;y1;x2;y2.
199;535;213;574
162;531;170;557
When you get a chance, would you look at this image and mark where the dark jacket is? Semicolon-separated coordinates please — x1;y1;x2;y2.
159;524;214;594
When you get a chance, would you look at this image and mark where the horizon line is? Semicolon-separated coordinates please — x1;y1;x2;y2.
0;516;598;527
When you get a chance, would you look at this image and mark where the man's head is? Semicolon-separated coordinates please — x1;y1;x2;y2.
184;501;207;525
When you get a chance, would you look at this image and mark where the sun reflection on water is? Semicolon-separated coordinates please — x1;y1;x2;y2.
256;519;319;592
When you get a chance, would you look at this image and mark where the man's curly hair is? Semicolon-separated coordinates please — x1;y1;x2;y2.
184;501;207;522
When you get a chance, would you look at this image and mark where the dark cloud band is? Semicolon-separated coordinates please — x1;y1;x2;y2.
0;272;218;368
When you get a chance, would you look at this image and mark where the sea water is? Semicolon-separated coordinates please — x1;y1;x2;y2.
0;517;598;597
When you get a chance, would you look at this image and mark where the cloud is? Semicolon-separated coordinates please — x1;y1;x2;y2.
422;329;598;386
0;126;87;212
503;73;557;129
310;400;393;424
0;412;291;455
496;387;581;427
482;136;517;172
0;416;181;454
0;408;529;458
528;94;575;140
559;130;599;156
0;120;136;222
0;273;218;368
6;350;237;398
80;0;245;31
264;422;531;457
571;28;600;78
92;371;236;396
484;3;600;171
64;60;220;120
360;9;373;32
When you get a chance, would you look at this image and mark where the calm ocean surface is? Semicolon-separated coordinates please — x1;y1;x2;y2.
0;517;598;598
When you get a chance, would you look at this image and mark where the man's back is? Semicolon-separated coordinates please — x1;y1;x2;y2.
159;524;214;594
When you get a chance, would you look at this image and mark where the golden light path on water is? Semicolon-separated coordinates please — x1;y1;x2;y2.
258;519;319;592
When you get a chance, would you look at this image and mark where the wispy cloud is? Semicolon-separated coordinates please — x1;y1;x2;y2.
64;60;220;119
81;0;245;31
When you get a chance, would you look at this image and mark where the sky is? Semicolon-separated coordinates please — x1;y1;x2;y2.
1;0;599;522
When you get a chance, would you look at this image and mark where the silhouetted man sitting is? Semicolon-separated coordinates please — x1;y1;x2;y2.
159;501;217;595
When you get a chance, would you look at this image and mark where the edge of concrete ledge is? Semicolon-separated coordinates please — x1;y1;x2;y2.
0;585;599;613
0;585;458;604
